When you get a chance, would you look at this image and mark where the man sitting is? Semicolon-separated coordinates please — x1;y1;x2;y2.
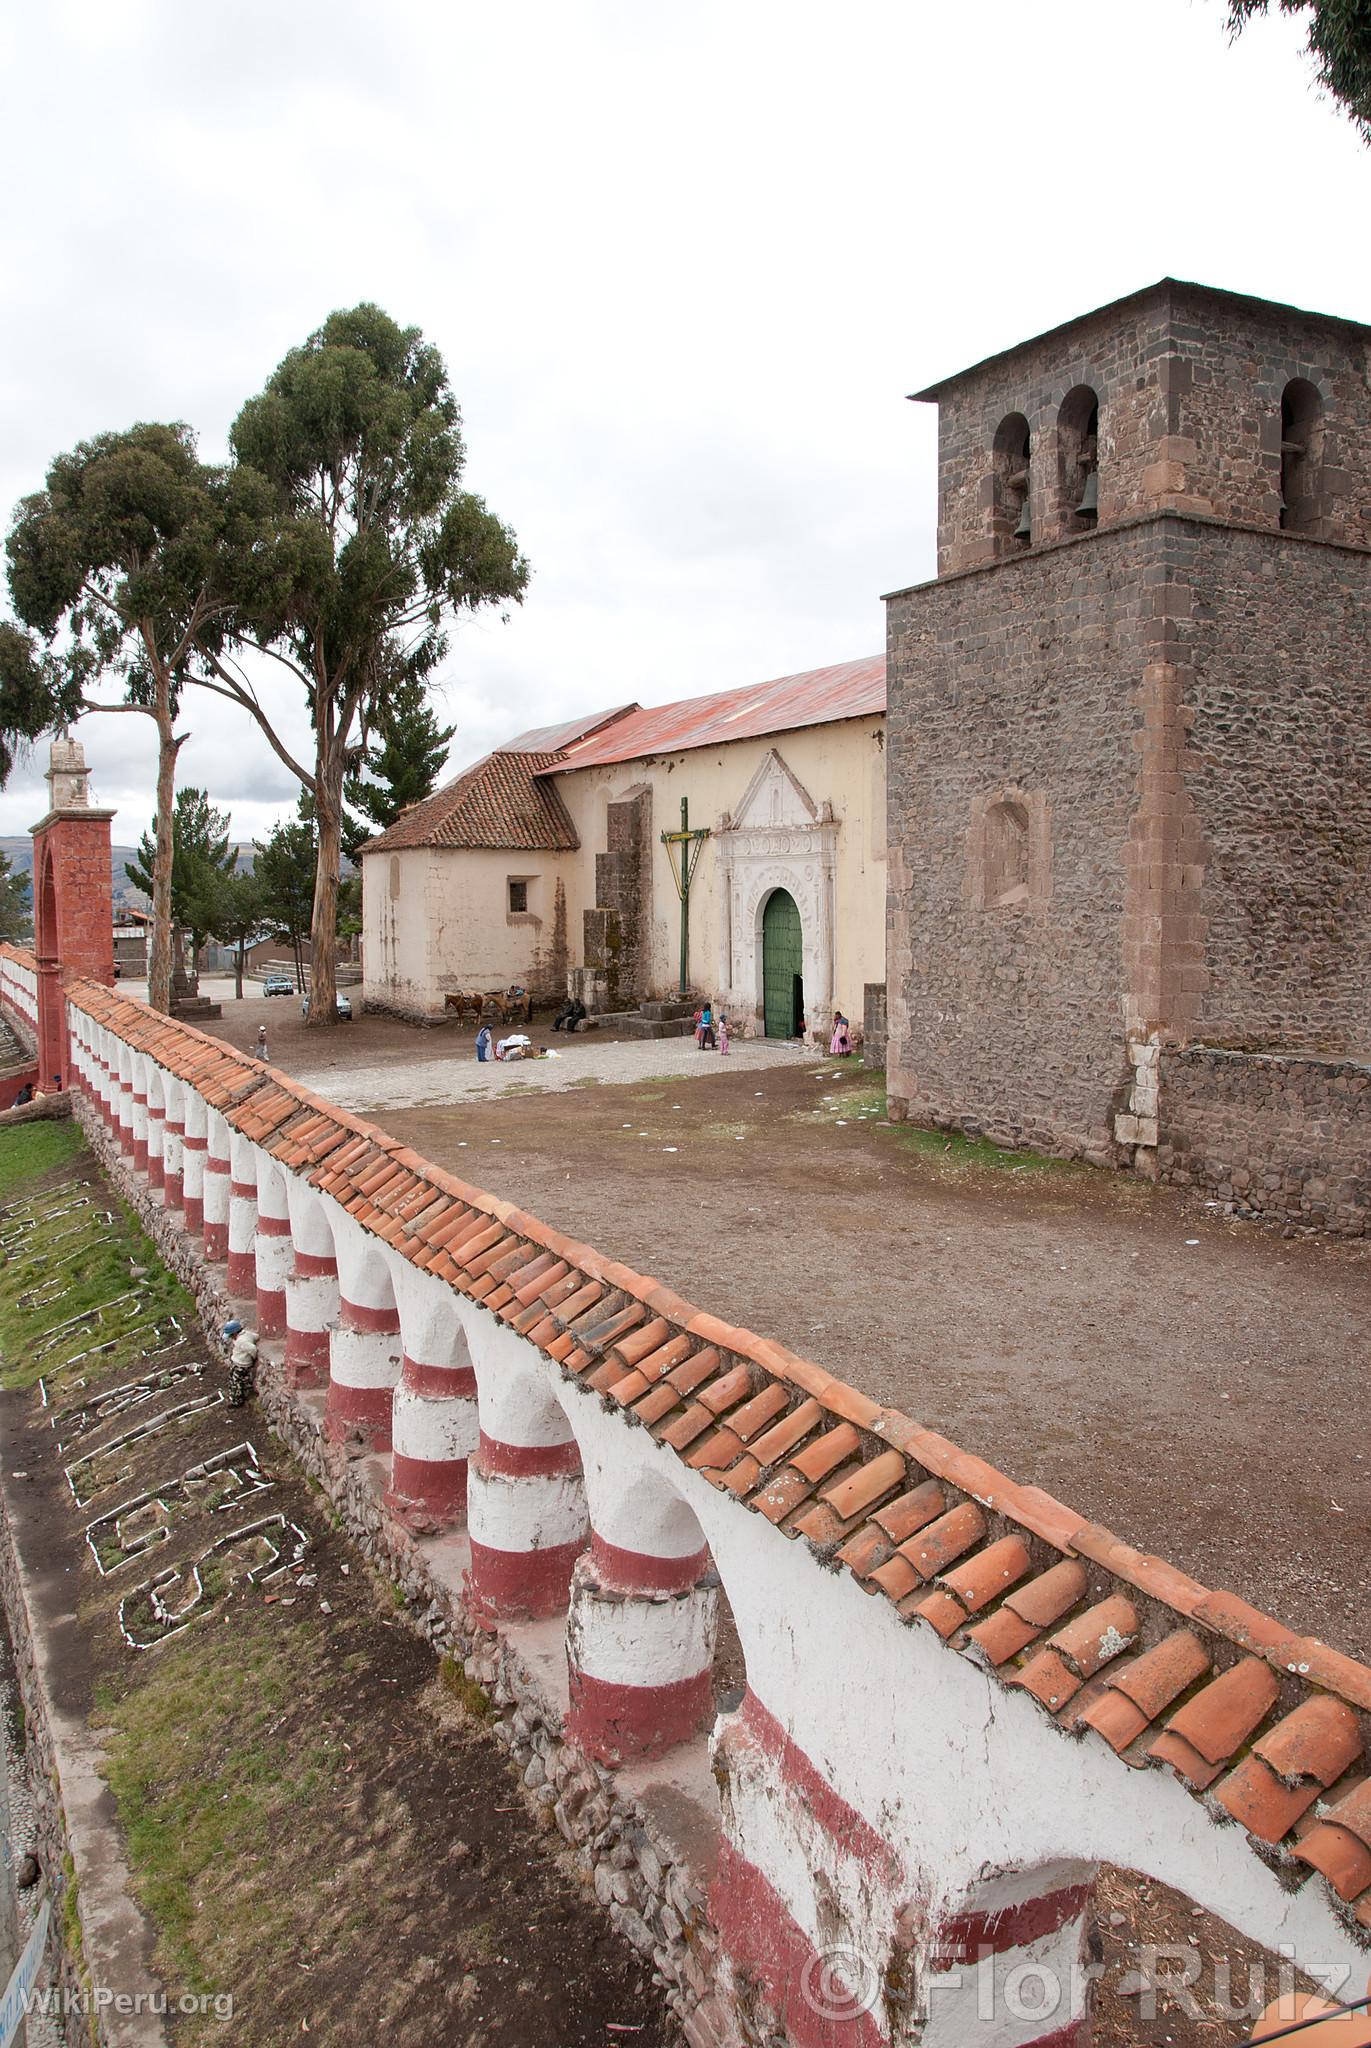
553;998;587;1033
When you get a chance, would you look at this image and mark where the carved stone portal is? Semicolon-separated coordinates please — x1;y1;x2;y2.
714;749;838;1036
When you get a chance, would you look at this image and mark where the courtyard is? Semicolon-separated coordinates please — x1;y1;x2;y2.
200;998;1371;1666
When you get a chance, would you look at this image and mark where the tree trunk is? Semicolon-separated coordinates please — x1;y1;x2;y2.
234;939;244;1000
146;694;178;1015
306;742;343;1028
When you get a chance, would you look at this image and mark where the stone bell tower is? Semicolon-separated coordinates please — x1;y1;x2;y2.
31;736;116;1089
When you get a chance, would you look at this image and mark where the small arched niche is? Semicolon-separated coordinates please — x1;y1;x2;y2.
991;412;1032;554
984;798;1030;907
1058;384;1100;529
1279;378;1325;535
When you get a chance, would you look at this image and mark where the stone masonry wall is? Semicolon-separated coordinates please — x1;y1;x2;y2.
885;522;1159;1158
1158;1045;1370;1235
592;788;652;1008
1168;523;1371;1055
930;280;1371;575
886;512;1371;1167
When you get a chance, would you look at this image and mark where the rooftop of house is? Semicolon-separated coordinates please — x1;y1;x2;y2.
910;276;1371;402
360;748;579;856
361;656;887;852
46;950;1371;1947
539;654;886;773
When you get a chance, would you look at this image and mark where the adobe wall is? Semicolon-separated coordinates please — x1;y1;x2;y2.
1158;1046;1370;1235
885;523;1158;1158
363;845;575;1020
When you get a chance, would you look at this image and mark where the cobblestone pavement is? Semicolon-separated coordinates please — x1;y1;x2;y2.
296;1033;814;1114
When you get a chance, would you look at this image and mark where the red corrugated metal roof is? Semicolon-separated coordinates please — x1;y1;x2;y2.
497;705;638;754
539;656;886;774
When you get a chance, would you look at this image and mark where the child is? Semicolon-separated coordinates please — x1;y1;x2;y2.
718;1010;730;1056
830;1011;852;1057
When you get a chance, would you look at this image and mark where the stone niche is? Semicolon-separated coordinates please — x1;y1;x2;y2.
714;749;838;1034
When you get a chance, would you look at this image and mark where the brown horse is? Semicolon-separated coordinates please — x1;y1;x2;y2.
443;990;485;1026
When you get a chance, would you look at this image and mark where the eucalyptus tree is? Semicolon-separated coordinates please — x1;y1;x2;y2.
344;668;455;856
2;425;250;1012
207;303;529;1026
1228;0;1371;138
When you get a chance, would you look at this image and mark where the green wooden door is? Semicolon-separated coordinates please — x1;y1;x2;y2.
762;889;804;1038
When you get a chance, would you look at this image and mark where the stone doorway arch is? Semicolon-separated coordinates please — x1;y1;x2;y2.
761;888;804;1037
714;748;837;1038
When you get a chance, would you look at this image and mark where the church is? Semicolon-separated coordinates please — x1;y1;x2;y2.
360;655;886;1038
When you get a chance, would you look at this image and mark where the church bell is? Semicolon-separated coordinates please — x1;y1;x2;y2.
1075;468;1099;518
1012;496;1032;542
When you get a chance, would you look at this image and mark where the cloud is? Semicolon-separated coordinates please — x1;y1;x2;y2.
1;0;1364;843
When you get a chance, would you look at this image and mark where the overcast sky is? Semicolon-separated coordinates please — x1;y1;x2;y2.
1;0;1365;848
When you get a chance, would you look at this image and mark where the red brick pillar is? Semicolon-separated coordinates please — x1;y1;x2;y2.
30;740;115;1092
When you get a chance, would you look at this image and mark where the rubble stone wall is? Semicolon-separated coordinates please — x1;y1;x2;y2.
1158;1044;1370;1235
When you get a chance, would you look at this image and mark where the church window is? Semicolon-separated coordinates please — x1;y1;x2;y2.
1279;378;1325;535
388;856;401;901
508;878;529;914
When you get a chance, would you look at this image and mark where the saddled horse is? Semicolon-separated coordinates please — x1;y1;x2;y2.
444;987;534;1027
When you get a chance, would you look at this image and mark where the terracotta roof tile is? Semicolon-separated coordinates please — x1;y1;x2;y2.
363;748;580;854
873;1481;947;1545
1149;1657;1283;1789
1295;1780;1371;1901
748;1400;825;1465
790;1424;862;1482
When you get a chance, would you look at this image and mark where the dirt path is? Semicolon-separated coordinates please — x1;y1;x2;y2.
355;1058;1371;1665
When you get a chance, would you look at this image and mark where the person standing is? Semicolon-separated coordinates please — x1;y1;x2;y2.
830;1011;852;1057
256;1024;270;1062
718;1011;730;1056
475;1024;492;1063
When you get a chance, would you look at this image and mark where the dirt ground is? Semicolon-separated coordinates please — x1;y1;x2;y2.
200;997;1371;1654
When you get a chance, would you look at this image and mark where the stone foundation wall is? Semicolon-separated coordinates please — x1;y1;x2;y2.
1157;1045;1370;1235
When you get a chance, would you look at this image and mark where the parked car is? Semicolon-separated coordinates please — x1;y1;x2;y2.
263;974;296;996
300;993;352;1020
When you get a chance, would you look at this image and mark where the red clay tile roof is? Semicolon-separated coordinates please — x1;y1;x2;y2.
361;750;579;855
539;655;886;773
43;951;1371;1949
